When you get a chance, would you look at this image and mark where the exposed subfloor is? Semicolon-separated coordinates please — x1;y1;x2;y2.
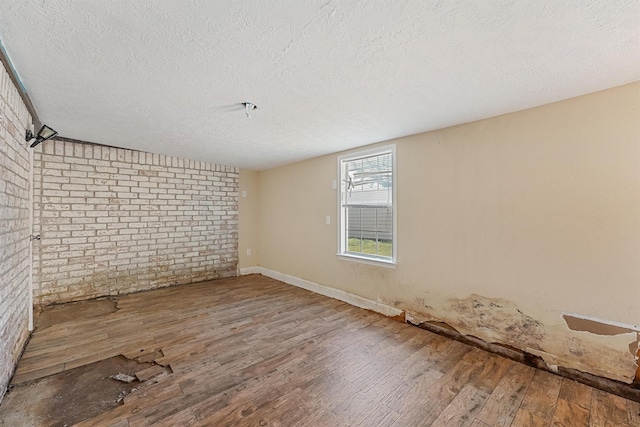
1;274;639;426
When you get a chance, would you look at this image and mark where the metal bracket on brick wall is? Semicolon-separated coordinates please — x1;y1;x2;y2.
29;234;41;241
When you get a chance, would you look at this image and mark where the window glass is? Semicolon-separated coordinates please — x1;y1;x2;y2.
338;146;395;264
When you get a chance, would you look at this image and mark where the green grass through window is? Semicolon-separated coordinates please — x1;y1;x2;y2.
348;238;392;258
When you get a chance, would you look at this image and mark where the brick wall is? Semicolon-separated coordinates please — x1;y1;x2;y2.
33;140;239;305
0;63;32;402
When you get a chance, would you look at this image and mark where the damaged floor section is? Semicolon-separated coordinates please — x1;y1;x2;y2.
0;355;171;426
0;296;172;426
1;275;639;426
33;297;119;331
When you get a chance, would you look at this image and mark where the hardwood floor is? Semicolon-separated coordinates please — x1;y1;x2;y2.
4;274;639;426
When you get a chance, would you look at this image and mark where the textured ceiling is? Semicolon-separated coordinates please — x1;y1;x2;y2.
0;1;638;170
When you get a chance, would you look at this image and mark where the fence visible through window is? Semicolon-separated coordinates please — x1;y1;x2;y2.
340;149;394;261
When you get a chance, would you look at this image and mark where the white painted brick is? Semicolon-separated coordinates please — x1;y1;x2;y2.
62;184;87;191
0;63;32;402
32;139;238;308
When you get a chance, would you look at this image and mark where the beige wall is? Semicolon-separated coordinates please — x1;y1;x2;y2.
239;169;259;270
253;82;640;383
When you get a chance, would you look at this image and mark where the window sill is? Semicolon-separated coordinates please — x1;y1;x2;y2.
337;253;396;269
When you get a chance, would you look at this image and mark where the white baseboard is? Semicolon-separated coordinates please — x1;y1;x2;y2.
242;266;403;318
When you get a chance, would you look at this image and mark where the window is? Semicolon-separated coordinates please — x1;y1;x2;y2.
338;145;396;266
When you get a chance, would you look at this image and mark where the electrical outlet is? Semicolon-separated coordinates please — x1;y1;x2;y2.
326;216;331;225
332;180;337;189
242;190;247;198
246;249;252;256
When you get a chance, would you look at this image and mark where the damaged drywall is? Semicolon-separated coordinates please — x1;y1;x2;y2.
562;312;640;360
449;295;546;346
562;311;640;386
397;293;639;385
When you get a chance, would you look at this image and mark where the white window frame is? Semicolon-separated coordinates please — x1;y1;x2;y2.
337;144;397;267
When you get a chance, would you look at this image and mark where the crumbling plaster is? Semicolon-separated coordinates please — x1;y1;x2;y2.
401;293;639;384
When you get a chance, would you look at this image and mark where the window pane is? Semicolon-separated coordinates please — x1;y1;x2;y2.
339;147;395;262
344;152;392;205
345;206;392;258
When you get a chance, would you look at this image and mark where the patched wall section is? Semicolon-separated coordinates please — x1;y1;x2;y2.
32;140;238;305
0;63;32;402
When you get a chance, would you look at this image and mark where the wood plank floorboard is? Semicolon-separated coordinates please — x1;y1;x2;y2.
3;274;638;426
